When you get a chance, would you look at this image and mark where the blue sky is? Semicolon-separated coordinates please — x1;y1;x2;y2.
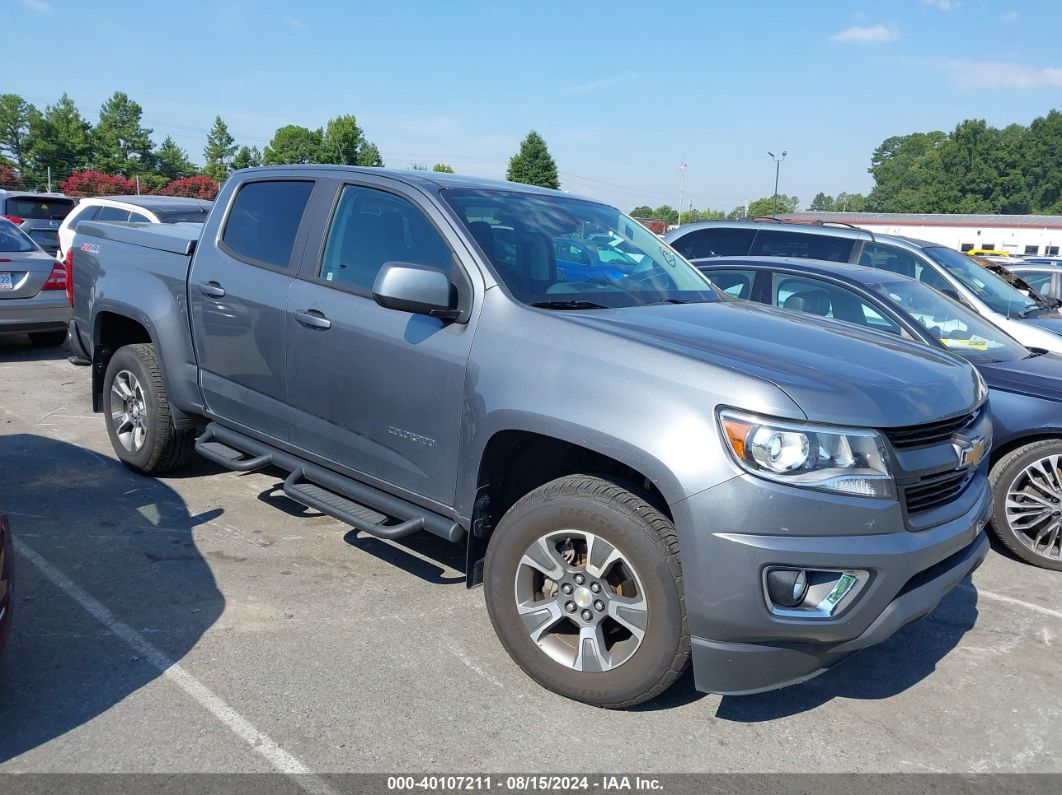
7;0;1062;211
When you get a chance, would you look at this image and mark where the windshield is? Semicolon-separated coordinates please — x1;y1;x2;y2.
156;209;210;223
923;246;1039;316
4;197;74;220
442;188;717;308
0;221;37;252
871;278;1028;363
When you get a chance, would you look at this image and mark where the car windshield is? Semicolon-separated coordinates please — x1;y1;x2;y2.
923;246;1039;316
871;278;1028;363
155;209;210;223
5;197;74;220
442;188;717;308
0;221;36;252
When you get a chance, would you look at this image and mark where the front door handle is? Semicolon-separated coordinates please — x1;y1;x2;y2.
294;309;331;330
198;281;225;298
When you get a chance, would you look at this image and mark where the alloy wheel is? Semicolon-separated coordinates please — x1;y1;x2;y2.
1004;454;1062;562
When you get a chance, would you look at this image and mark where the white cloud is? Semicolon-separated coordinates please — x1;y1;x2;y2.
19;0;51;11
561;72;639;95
920;0;960;10
1001;10;1019;22
937;60;1062;89
831;25;899;44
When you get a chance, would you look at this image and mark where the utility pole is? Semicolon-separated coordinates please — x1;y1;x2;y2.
47;166;52;193
768;151;787;215
677;161;687;229
136;176;141;195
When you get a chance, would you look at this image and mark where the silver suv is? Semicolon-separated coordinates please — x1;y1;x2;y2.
666;219;1062;354
1;191;76;255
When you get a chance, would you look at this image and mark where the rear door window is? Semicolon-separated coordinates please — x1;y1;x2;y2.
750;230;855;262
857;243;924;280
671;228;755;259
221;180;315;270
71;205;101;229
770;272;902;334
129;211;151;223
96;206;131;222
703;268;757;299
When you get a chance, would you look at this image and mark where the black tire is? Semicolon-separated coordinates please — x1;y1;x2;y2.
28;330;67;348
102;343;195;474
484;475;689;708
989;439;1062;571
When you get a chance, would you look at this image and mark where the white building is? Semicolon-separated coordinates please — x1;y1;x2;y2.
782;212;1062;257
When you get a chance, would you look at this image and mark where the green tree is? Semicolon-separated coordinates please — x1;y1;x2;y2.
232;145;262;170
263;125;323;164
320;114;367;164
832;192;867;212
0;93;36;174
95;92;154;175
203;116;237;181
809;192;834;211
731;195;798;218
629;205;655;217
865;131;947;212
432;162;454;173
410;161;428;170
357;141;383;167
154;135;197;180
506;130;559;189
1020;110;1062;213
652;205;678;224
24;93;94;187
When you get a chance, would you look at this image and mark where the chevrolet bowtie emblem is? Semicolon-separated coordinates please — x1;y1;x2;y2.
954;435;986;469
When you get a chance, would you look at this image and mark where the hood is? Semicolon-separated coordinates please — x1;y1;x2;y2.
978;351;1062;403
1021;312;1062;336
556;301;981;427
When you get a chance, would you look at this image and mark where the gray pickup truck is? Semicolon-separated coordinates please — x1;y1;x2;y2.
69;167;992;708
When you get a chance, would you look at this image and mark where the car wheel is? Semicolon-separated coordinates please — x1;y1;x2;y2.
102;343;195;474
484;475;689;708
28;331;67;348
989;439;1062;571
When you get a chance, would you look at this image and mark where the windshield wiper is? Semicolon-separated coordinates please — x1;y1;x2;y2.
1017;301;1054;318
530;300;609;310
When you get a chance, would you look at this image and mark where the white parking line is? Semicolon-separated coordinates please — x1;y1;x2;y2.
977;588;1062;621
15;538;337;795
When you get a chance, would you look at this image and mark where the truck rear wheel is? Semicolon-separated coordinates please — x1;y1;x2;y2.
102;343;195;474
484;475;689;708
989;439;1062;571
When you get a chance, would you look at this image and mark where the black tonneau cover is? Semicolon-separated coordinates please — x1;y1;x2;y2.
77;220;202;257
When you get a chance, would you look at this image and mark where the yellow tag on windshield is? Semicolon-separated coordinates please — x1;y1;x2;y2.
942;338;989;351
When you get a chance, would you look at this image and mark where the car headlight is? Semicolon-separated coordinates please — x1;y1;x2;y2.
719;410;894;499
974;369;988;404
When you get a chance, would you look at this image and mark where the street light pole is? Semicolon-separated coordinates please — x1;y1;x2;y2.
767;151;787;216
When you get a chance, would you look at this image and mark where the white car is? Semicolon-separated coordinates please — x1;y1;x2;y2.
58;195;211;260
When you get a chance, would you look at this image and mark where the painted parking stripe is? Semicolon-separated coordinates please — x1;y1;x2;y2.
16;538;337;795
977;587;1062;621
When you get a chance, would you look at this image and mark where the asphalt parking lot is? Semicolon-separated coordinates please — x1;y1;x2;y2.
0;336;1060;777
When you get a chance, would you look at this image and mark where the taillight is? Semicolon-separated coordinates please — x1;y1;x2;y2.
43;258;67;291
64;248;74;306
1;215;24;225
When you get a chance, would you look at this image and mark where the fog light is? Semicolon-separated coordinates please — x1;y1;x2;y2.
765;568;809;608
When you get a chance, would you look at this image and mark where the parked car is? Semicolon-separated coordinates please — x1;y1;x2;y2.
58;195;212;260
968;255;1061;308
0;190;76;255
698;255;1062;570
1022;257;1062;267
0;513;11;656
1010;263;1062;302
70;166;991;707
665;219;1062;354
0;217;71;347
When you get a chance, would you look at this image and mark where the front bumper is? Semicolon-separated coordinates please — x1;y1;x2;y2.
0;294;71;334
672;470;992;695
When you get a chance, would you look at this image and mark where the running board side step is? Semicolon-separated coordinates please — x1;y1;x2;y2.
283;470;424;540
193;422;465;544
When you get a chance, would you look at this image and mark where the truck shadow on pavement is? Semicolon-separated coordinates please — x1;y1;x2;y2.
0;336;71;363
0;434;224;763
708;582;979;721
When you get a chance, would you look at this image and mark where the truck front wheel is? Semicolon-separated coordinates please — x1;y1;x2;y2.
484;475;689;708
102;343;195;474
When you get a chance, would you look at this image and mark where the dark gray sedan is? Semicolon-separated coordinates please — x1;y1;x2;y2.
0;218;70;347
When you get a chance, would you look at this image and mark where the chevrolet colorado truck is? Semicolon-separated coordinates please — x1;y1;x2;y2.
69;167;992;708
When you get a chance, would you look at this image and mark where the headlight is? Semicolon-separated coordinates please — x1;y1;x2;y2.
719;410;894;499
974;369;989;404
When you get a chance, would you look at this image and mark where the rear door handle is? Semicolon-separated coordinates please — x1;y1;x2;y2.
294;309;331;330
198;281;225;298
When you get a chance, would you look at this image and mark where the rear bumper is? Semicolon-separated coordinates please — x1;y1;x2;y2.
673;469;992;695
0;295;71;333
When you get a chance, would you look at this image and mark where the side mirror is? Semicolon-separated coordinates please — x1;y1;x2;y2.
372;261;460;321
